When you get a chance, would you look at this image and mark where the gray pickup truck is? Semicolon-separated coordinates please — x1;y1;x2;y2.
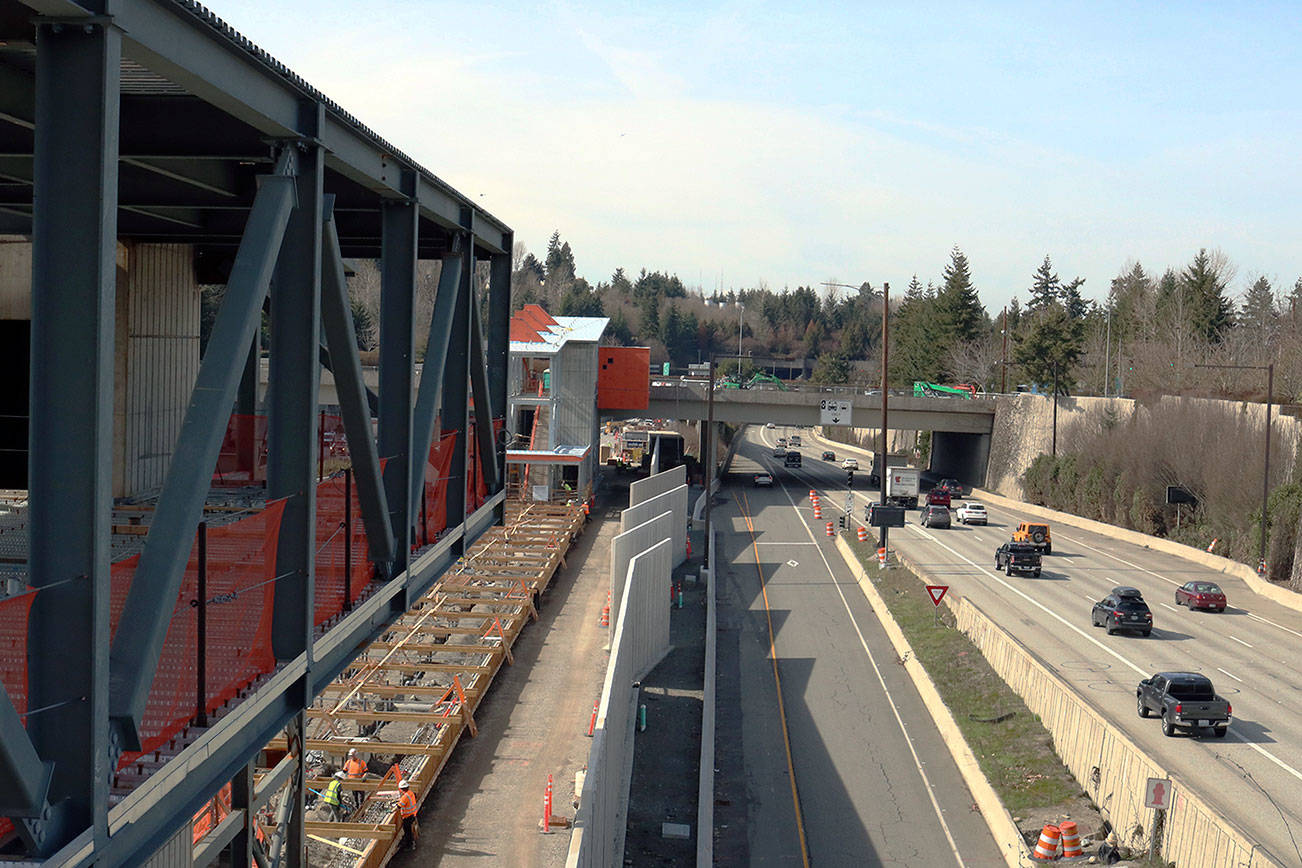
1136;672;1231;738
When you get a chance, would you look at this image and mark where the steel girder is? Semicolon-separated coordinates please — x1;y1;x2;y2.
408;253;463;518
379;191;418;578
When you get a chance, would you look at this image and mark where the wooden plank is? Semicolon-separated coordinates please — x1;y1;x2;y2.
265;738;449;756
301;821;397;840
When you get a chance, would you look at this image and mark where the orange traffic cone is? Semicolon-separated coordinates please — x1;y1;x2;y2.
825;522;834;537
599;591;610;628
813;506;822;519
1207;537;1219;552
856;526;868;542
1059;821;1083;859
585;699;599;737
1031;823;1061;861
809;489;816;499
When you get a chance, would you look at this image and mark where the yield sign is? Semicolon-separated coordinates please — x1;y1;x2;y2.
925;585;949;607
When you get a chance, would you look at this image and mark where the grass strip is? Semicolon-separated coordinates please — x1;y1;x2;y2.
847;539;1081;815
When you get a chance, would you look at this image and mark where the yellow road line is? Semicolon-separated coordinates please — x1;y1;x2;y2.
735;490;811;868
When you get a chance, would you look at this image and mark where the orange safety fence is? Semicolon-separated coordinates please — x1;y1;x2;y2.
418;431;459;546
111;499;288;766
0;592;33;717
314;471;375;626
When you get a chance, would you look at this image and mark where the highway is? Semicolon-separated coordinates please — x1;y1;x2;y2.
756;424;1302;866
713;433;1001;865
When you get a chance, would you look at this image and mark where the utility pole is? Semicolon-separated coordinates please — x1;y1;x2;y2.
704;357;716;569
1051;362;1059;458
879;283;890;551
1000;306;1008;394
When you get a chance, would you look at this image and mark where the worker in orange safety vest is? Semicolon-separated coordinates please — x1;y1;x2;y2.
343;748;369;810
397;779;419;851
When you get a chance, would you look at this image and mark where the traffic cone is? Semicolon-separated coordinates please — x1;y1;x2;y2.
1059;821;1083;859
809;489;816;500
813;506;822;519
599;591;610;628
686;537;692;558
877;547;886;567
585;699;599;737
825;522;834;537
1207;538;1219;552
856;526;868;542
541;774;553;833
1031;823;1060;860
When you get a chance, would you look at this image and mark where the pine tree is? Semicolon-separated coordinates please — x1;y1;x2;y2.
1181;249;1235;342
1028;256;1060;311
934;246;986;344
906;274;924;300
1012;303;1084;394
1239;276;1276;335
1061;277;1088;320
1110;262;1153;341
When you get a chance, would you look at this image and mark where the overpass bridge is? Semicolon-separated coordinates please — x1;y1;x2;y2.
605;380;998;482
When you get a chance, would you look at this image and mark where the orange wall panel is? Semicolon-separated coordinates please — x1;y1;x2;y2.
597;346;650;410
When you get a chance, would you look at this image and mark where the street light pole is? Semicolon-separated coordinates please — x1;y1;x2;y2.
1195;362;1274;570
704;357;716;569
1051;362;1059;458
879;283;890;551
736;301;744;374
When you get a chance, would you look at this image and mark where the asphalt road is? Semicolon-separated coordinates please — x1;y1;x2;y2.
716;431;1002;866
777;426;1302;867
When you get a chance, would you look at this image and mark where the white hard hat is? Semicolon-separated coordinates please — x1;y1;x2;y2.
347;748;357;756
398;779;410;789
334;771;345;779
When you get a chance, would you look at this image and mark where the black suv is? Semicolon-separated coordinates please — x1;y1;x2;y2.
1092;587;1153;636
937;477;964;496
995;542;1041;577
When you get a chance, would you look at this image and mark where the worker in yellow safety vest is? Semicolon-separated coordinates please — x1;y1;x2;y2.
343;748;369;810
397;779;419;851
321;771;345;821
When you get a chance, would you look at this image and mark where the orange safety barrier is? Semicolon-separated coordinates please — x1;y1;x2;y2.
1032;823;1061;861
541;774;553;833
856;526;868;542
314;471;374;626
600;591;610;628
825;522;834;537
1059;820;1083;858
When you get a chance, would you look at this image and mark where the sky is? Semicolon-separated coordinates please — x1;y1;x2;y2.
211;1;1301;310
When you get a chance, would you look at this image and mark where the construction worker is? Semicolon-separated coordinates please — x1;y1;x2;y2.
343;748;369;810
321;771;345;821
397;779;419;851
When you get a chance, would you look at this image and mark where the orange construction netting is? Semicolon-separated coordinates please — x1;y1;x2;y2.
314;471;374;625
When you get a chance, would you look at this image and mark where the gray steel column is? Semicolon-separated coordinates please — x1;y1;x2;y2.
408;254;462;516
268;122;324;674
25;16;120;854
229;761;254;868
320;199;394;568
468;283;499;493
488;236;512;505
440;214;473;546
379;192;417;575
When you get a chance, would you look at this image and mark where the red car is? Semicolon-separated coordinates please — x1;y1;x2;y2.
926;488;951;508
1175;581;1227;612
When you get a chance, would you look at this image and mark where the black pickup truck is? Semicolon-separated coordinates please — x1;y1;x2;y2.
994;542;1042;577
1136;672;1232;738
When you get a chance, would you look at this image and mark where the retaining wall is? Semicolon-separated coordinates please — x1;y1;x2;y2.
957;597;1285;868
609;510;673;633
629;464;686;508
621;484;687;568
567;538;672;868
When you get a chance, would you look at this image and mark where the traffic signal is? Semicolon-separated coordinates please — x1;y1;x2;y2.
838;514;846;529
846;470;855;487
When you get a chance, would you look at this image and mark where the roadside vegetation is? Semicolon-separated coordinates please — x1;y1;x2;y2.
847;540;1088;823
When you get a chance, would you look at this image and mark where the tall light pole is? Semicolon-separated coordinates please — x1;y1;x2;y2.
1000;306;1008;394
1195;362;1274;569
736;301;744;374
878;283;890;550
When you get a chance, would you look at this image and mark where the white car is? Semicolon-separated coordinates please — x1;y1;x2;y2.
754;472;774;487
956;502;988;525
841;458;858;470
765;422;776;429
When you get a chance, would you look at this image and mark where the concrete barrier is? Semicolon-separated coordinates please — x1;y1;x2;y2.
956;597;1285;868
621;484;688;569
567;538;673;868
629;464;687;508
971;488;1302;616
696;526;717;867
610;511;673;631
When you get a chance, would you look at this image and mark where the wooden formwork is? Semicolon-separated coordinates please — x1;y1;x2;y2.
254;498;587;867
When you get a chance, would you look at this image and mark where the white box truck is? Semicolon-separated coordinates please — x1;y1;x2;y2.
886;467;920;509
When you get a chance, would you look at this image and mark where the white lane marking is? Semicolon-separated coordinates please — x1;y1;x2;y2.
1229;635;1253;648
755;541;818;546
1031;527;1183;588
770;467;965;865
1083;594;1099;604
1248;612;1302;640
904;507;1302;787
1217;667;1244;683
1160;603;1180;612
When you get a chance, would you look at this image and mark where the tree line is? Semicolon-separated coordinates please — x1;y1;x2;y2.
511;231;1302;402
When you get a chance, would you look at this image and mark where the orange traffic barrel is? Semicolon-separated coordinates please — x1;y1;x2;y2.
856;526;868;542
825;522;834;537
1032;823;1060;860
1059;821;1082;859
813;507;822;519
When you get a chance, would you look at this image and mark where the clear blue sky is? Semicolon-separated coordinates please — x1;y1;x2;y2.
213;1;1300;309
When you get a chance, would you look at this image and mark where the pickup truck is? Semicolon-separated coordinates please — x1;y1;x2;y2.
995;542;1041;577
1136;672;1231;738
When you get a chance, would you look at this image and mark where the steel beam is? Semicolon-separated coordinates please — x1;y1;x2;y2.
487;235;512;425
468;282;500;493
441;212;473;556
24;15;120;855
268;121;324;675
0;685;51;818
379;191;418;575
320;197;395;568
407;253;462;516
109;148;297;752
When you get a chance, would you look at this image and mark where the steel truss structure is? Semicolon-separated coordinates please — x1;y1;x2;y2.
0;1;511;863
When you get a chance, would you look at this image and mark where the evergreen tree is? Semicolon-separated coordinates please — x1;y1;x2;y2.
890;293;944;384
812;350;850;384
610;267;633;295
1290;278;1302;321
1180;249;1235;342
1028;256;1061;311
906;274;924;300
934;246;986;344
1061;277;1088;320
606;309;633;346
1110;262;1153;342
1005;296;1023;333
557;280;604;317
1239;276;1276;335
1012;303;1084;393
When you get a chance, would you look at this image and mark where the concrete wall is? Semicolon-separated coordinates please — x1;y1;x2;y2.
621;484;687;568
957;597;1284;868
609;510;672;627
929;431;991;486
628;464;686;508
568;537;673;868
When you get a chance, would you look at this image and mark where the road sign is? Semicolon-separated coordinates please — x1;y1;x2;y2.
820;399;852;426
1145;777;1172;809
925;585;948;607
